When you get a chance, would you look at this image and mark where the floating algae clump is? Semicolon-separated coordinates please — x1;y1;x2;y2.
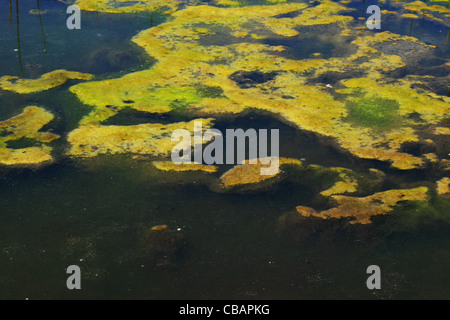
0;70;93;94
435;127;450;136
319;171;359;197
403;1;450;15
72;84;223;125
153;161;218;173
437;177;450;196
67;118;214;158
345;94;401;131
0;106;59;165
297;187;430;225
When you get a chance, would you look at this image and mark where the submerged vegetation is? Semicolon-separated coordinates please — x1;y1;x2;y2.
345;94;401;130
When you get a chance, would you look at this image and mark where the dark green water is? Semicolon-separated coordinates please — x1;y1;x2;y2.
0;0;450;300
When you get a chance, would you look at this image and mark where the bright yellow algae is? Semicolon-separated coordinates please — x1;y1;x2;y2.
297;187;430;224
69;2;448;170
190;98;245;116
0;106;59;165
0;106;58;142
435;127;450;135
261;0;353;36
67;118;215;158
0;70;93;94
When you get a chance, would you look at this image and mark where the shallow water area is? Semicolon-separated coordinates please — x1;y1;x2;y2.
0;0;449;300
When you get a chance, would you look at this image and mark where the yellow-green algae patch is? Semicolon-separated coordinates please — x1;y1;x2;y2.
0;70;93;94
69;1;448;171
67;118;214;158
434;127;450;136
0;106;59;165
404;1;450;15
0;146;54;166
71;83;214;125
297;187;430;224
288;164;383;199
437;177;450;196
153;161;218;173
335;75;450;169
393;0;450;24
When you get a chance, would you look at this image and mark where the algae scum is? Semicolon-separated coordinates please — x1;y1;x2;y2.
0;0;449;299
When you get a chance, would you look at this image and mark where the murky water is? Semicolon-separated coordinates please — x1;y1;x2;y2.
0;0;449;300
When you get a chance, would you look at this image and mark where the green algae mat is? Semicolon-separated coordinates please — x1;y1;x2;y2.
0;0;449;299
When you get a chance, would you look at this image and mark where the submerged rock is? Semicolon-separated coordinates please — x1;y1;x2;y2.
437;177;450;197
87;48;140;74
0;107;59;166
139;226;187;269
66;118;215;157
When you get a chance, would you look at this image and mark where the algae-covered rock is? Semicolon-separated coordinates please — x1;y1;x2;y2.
437;177;450;196
213;157;302;193
297;187;430;225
